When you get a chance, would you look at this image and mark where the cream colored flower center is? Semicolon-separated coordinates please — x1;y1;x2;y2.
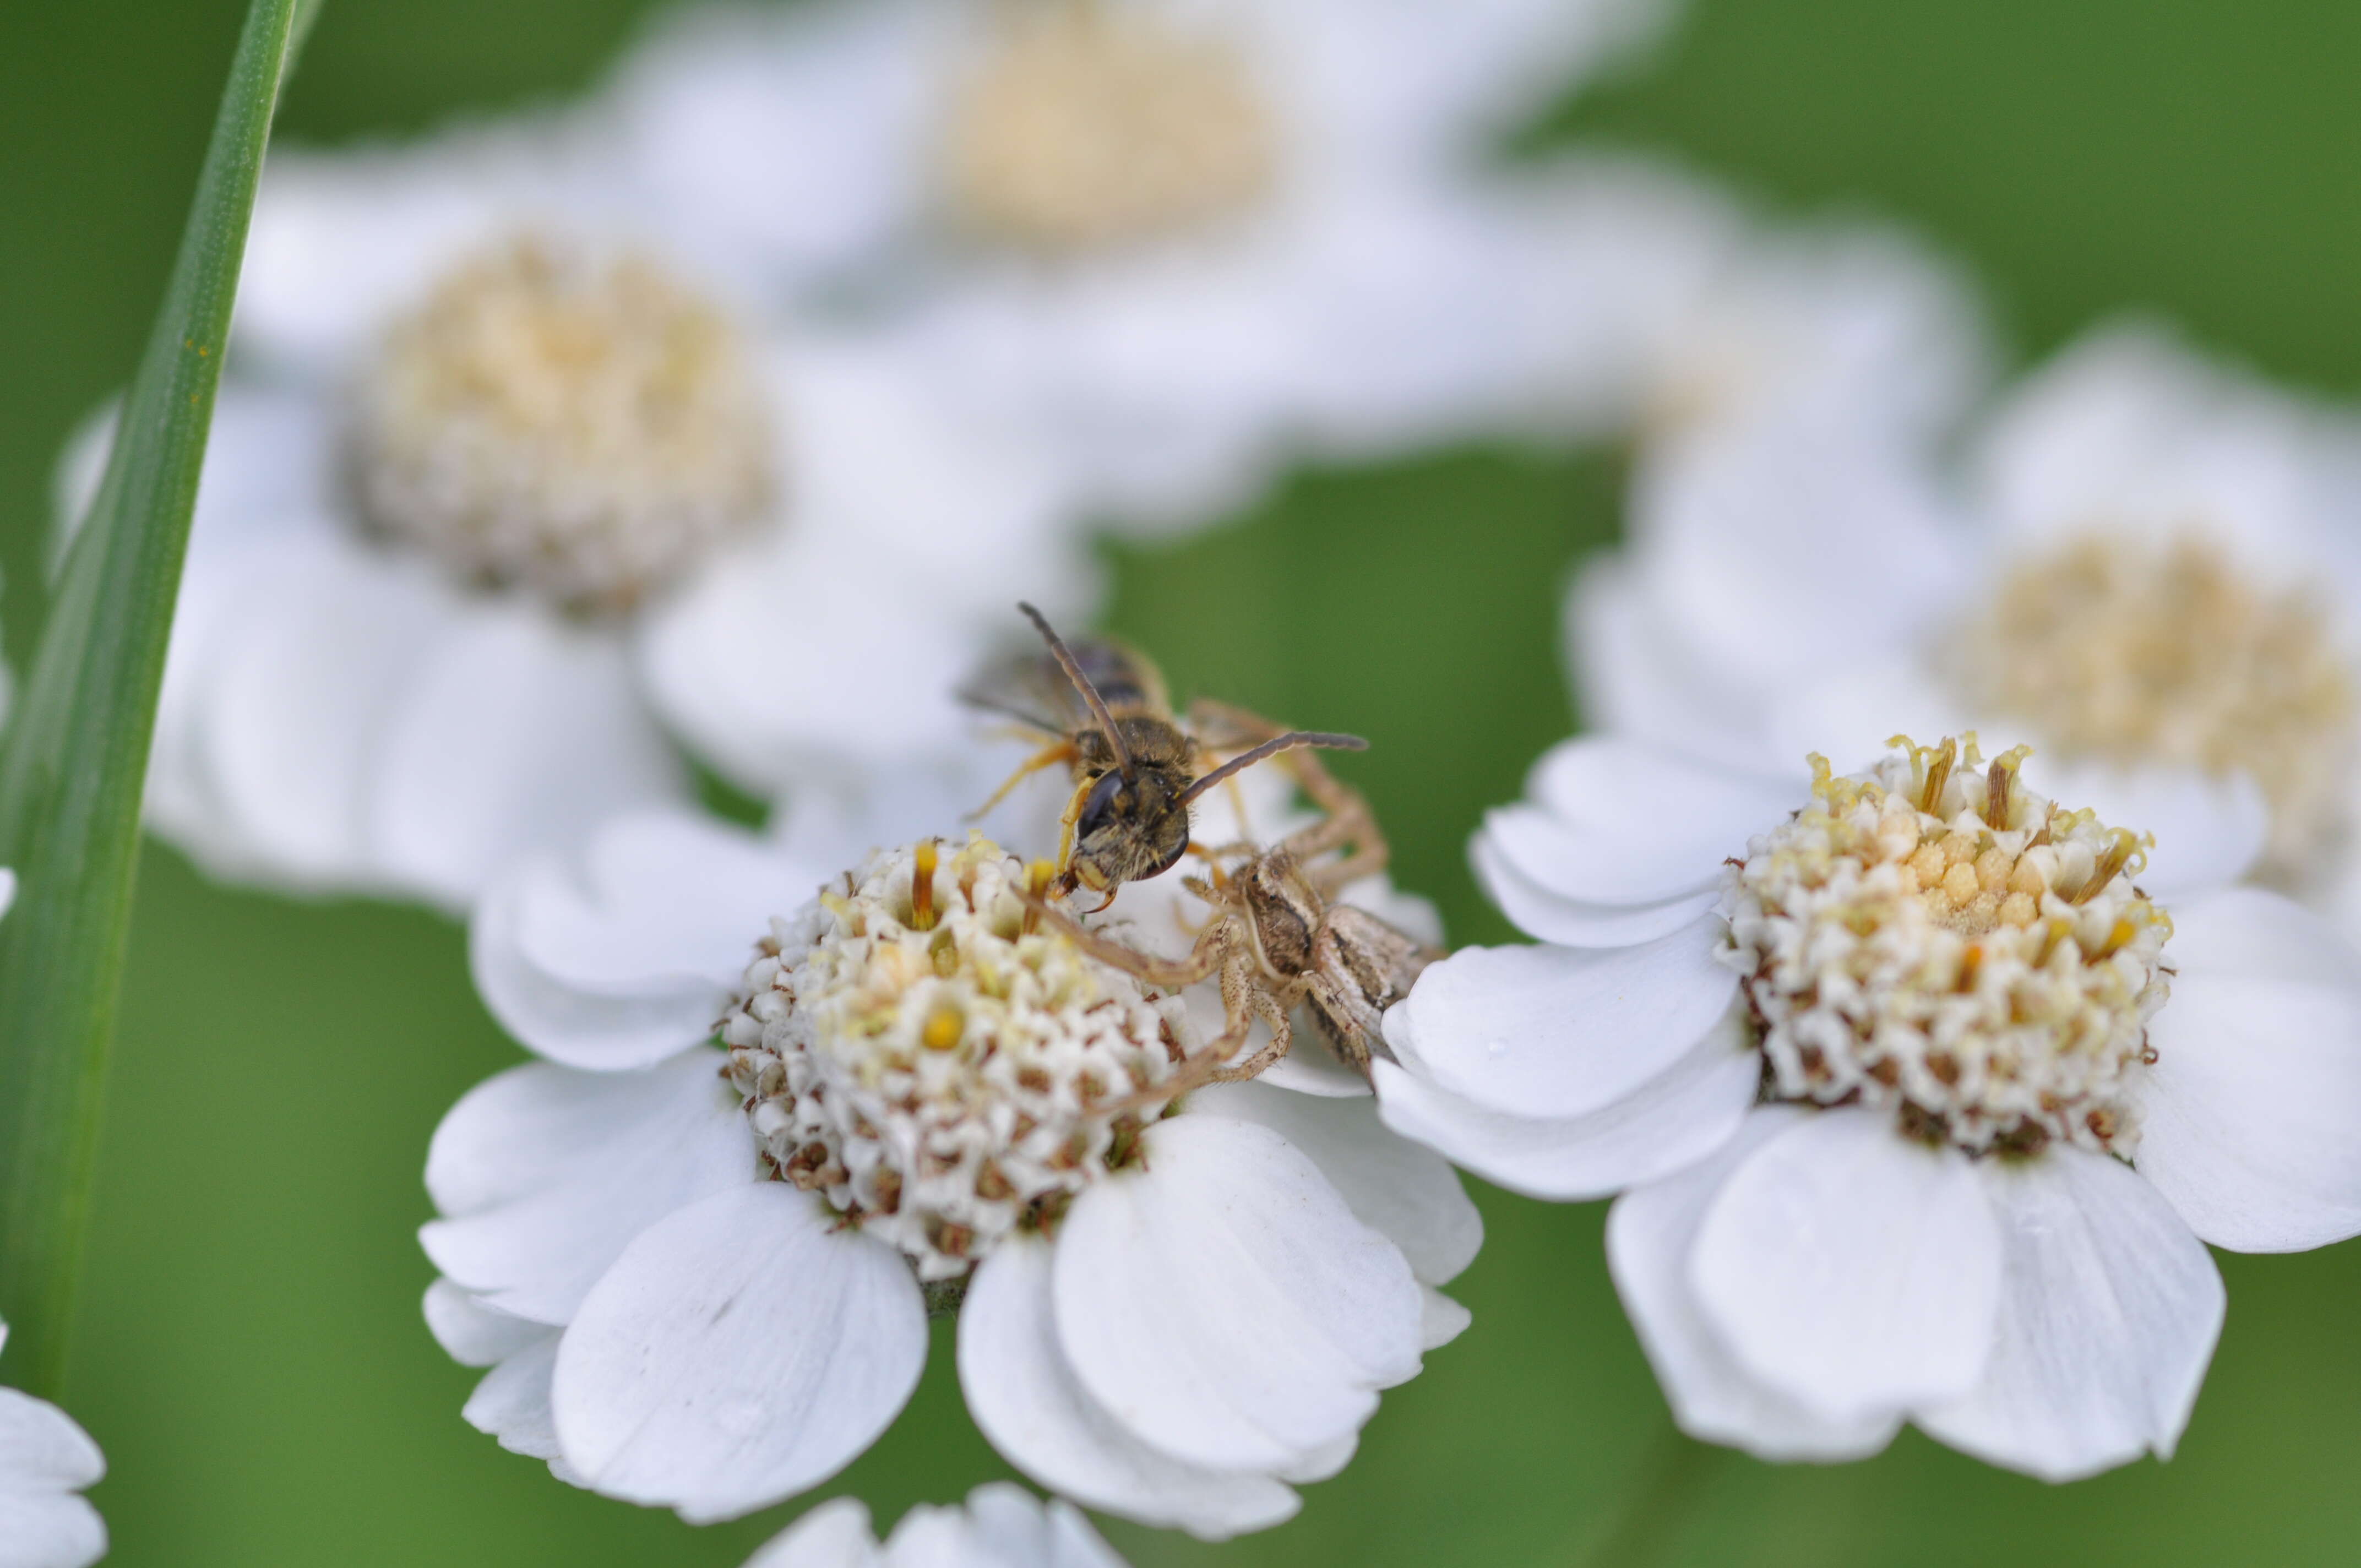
347;237;776;614
940;1;1277;253
1945;535;2357;876
1724;736;2171;1157
722;835;1192;1282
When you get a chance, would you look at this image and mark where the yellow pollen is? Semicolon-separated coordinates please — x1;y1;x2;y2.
941;0;1276;252
350;236;775;614
1946;535;2357;879
922;1004;966;1052
1729;734;2171;1157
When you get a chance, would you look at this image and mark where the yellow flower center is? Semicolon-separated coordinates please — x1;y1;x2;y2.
1944;535;2356;877
1727;736;2170;1157
940;1;1277;253
348;237;776;614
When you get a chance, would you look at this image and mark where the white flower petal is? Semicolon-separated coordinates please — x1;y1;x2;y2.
186;536;453;895
1690;1108;2004;1423
462;1334;565;1462
1052;1115;1422;1474
1767;660;1974;781
1471;834;1720;948
1185;1080;1481;1286
1631;420;1966;704
1418;1288;1473;1352
423;1279;549;1368
421;1052;754;1324
1373;1004;1757;1201
1916;1149;2223;1482
958;1238;1298;1540
473;811;804;1071
1484;736;1794;907
742;1496;880;1568
0;1390;103;1494
1388;922;1735;1119
0;1489;106;1568
2138;887;2361;1251
552;1183;926;1523
1607;1106;1901;1461
1564;553;1783;775
362;600;688;908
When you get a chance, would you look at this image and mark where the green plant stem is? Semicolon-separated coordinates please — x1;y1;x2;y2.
1579;1422;1724;1568
0;0;301;1398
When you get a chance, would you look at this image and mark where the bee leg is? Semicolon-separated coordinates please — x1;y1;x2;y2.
970;741;1080;821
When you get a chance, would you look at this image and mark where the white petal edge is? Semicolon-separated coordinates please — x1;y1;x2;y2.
1185;1080;1482;1285
552;1183;926;1523
1689;1108;2004;1423
1374;1003;1759;1202
420;1051;755;1325
1607;1106;1902;1461
1051;1115;1423;1474
1385;919;1735;1119
1916;1148;2223;1482
2136;886;2361;1250
958;1237;1299;1540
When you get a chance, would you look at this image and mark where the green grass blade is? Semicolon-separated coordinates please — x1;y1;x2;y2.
0;0;302;1397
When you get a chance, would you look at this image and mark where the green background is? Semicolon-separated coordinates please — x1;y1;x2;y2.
5;1;2361;1562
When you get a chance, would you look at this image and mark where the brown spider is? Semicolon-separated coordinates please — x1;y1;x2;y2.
1031;710;1440;1085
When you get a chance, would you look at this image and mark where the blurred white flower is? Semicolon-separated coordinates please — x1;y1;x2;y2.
59;119;1094;910
1464;156;1992;463
596;0;1682;529
1377;730;2361;1479
746;1485;1124;1568
1572;322;2361;937
423;788;1477;1536
0;1319;105;1568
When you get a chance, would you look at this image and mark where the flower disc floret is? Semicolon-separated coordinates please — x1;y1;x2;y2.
349;236;776;613
941;1;1276;252
1945;535;2356;874
722;836;1192;1281
1723;735;2171;1156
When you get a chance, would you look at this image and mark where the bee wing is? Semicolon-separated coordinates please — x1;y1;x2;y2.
956;647;1084;735
960;634;1172;734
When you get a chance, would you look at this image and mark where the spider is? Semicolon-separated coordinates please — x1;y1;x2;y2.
1031;710;1439;1085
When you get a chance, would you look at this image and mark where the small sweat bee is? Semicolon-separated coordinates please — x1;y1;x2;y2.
962;603;1365;903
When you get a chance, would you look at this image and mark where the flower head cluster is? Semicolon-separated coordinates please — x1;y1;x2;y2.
723;836;1188;1278
426;809;1476;1537
350;237;776;613
1728;736;2169;1156
1380;730;2361;1480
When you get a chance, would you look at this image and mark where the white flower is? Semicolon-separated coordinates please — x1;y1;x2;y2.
595;0;1678;530
425;800;1478;1537
1464;155;1992;464
745;1484;1124;1568
0;1320;105;1568
1377;730;2361;1479
1572;321;2361;937
61;116;1092;910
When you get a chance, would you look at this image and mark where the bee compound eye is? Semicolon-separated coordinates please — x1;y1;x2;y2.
1076;770;1130;840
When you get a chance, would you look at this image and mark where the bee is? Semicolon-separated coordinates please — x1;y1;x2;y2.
964;603;1366;902
1025;738;1439;1083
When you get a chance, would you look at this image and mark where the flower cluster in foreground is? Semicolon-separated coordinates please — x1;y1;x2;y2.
1378;731;2361;1478
424;808;1477;1536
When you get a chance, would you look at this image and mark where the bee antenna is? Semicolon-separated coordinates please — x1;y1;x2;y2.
1018;602;1135;780
1177;731;1367;808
